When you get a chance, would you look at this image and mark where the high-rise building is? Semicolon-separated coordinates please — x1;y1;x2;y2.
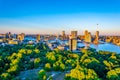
69;31;77;51
17;34;21;41
88;32;91;43
5;32;12;39
5;33;9;39
21;33;25;41
62;31;66;40
8;32;11;38
13;34;17;39
84;30;88;42
71;31;77;39
17;33;25;41
84;30;91;43
36;34;40;42
95;31;99;41
93;31;99;44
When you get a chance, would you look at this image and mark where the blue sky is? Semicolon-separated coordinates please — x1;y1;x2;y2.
0;0;120;35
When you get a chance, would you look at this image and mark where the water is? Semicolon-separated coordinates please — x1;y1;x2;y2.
24;37;36;41
24;37;120;53
78;43;120;53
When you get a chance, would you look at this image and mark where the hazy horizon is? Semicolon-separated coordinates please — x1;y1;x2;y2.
0;0;120;36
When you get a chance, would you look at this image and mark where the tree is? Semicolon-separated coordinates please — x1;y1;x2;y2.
46;52;56;63
65;66;100;80
60;63;65;71
34;58;41;68
45;63;51;71
106;68;120;80
103;60;113;70
38;69;46;80
1;72;12;80
34;49;40;54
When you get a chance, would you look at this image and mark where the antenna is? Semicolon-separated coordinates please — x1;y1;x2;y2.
96;23;99;31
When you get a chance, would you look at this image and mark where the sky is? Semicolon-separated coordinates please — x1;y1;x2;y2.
0;0;120;35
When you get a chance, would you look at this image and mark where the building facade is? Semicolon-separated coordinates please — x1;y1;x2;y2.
69;31;77;51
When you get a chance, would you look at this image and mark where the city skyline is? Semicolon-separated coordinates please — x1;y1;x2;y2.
0;0;120;35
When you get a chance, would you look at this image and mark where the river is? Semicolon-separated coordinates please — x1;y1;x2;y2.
78;42;120;53
24;37;120;53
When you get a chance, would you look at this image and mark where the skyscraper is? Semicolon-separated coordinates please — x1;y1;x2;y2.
36;34;40;42
84;30;91;43
88;32;91;43
8;32;11;39
62;31;66;40
17;33;25;41
93;31;99;44
21;33;25;41
71;31;77;39
69;31;77;51
84;30;88;42
95;31;99;41
17;34;22;41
